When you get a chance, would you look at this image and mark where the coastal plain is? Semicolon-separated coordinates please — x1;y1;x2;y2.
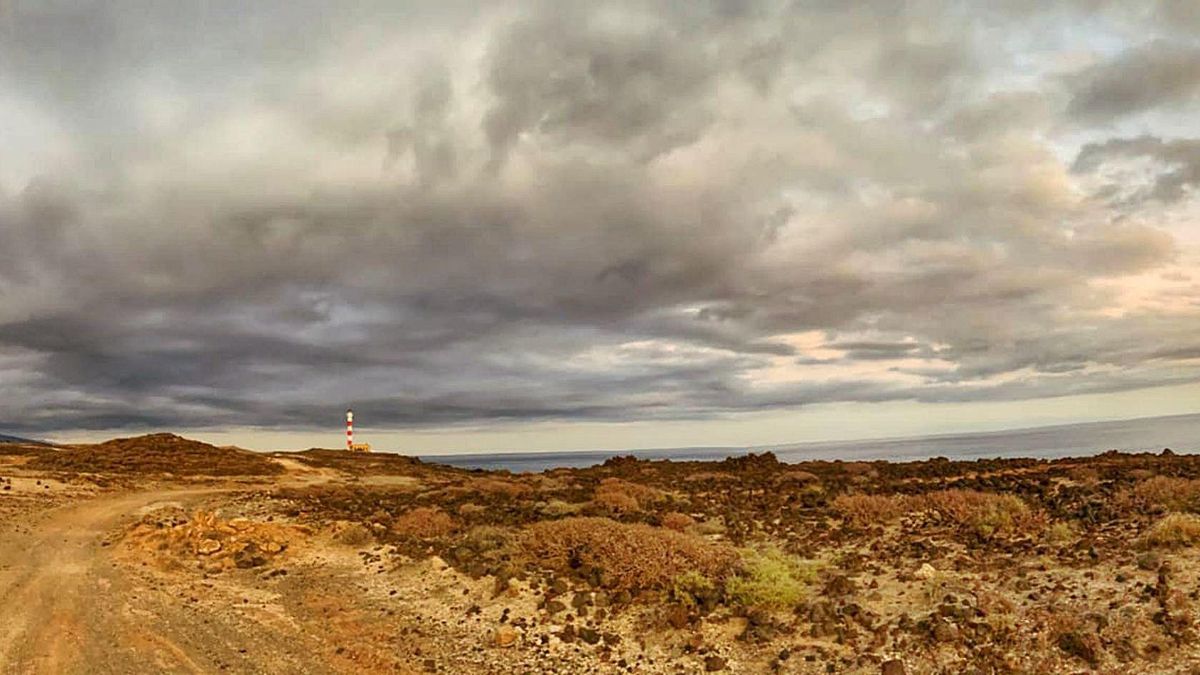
2;434;1200;673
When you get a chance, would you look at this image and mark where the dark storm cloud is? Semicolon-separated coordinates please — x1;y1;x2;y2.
1;0;1198;435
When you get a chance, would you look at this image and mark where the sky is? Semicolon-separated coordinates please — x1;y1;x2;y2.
1;1;1198;453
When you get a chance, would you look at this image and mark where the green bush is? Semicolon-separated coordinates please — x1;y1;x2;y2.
725;546;820;611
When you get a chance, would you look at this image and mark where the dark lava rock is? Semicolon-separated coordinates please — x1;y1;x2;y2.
1057;630;1100;666
881;659;906;675
578;627;601;645
704;655;727;671
825;574;857;597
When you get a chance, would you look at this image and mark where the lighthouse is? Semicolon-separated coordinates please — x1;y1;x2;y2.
345;409;371;452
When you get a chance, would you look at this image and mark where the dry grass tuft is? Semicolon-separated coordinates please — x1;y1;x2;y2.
391;507;456;538
519;517;738;591
1141;513;1200;549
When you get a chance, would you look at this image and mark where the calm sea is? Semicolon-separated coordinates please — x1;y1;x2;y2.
418;413;1200;473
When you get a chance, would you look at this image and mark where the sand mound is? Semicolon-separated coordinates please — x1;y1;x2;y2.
28;433;283;476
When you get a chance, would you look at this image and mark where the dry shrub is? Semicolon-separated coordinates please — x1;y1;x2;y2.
775;470;820;485
919;489;1043;539
539;499;585;517
683;471;736;483
468;477;533;498
1043;521;1077;546
834;489;1043;539
1122;476;1200;513
391;507;456;538
661;512;696;532
832;493;908;527
519;517;738;591
593;486;640;512
593;478;665;513
331;521;373;546
1065;465;1100;485
1141;513;1200;549
457;502;486;516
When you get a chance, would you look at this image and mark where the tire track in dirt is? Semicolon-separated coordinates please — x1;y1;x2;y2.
0;488;228;673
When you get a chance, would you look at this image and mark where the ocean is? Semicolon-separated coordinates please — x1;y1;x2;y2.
418;412;1200;473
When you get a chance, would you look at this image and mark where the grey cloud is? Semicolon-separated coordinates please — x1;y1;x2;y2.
1074;135;1200;204
0;0;1198;436
1067;42;1200;122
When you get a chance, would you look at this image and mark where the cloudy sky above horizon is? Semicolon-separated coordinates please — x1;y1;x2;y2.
1;1;1198;452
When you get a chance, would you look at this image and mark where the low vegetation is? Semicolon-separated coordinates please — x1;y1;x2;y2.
833;489;1043;540
592;478;667;513
1141;513;1200;549
1122;476;1200;513
519;516;738;591
391;507;457;538
29;434;283;476
724;546;820;611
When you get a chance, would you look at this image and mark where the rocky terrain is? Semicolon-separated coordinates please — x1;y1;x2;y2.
3;434;1200;673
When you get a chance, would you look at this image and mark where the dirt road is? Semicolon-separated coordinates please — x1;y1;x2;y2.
0;487;328;675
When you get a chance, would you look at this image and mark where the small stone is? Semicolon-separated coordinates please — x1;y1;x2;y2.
1138;552;1162;571
914;563;937;580
197;538;222;555
881;659;906;675
493;627;519;648
704;655;727;671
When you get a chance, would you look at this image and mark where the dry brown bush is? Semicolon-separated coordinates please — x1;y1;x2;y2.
661;512;696;532
683;471;736;483
592;478;665;513
1065;466;1100;485
919;489;1043;539
519;517;738;591
775;470;820;485
331;521;373;546
832;493;909;527
834;489;1043;539
1121;476;1200;513
468;477;533;497
391;507;456;538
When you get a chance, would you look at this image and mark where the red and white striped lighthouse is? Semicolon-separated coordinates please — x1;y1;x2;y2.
345;409;354;450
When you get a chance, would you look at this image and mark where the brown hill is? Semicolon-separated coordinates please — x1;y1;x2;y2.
28;433;283;476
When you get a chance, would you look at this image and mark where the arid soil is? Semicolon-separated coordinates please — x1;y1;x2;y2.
3;434;1200;674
